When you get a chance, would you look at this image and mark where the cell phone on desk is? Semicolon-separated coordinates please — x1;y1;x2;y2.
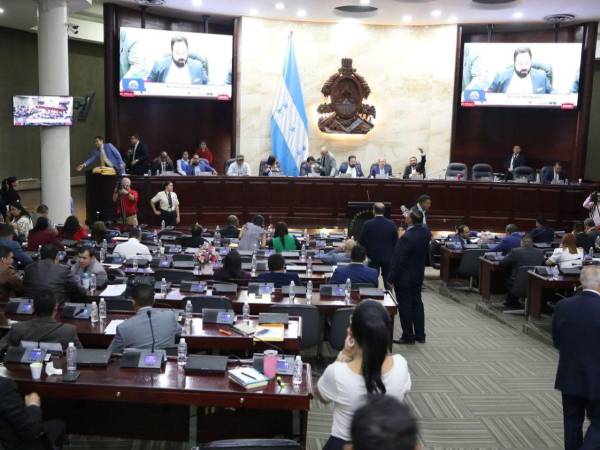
62;371;80;383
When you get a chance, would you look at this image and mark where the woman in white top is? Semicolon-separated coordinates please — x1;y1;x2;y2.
150;181;180;227
316;300;412;450
9;202;33;242
546;233;584;269
176;151;190;176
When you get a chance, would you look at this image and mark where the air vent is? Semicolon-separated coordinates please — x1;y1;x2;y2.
544;14;576;24
334;5;378;14
472;0;517;4
136;0;166;6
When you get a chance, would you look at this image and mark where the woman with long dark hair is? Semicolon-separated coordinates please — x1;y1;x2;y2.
9;203;32;241
60;215;88;241
316;300;411;450
27;217;64;251
212;250;250;281
271;222;299;252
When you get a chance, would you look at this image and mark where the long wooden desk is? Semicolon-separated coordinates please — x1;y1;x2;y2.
440;246;464;283
527;271;579;319
86;173;594;229
1;359;312;445
478;257;508;300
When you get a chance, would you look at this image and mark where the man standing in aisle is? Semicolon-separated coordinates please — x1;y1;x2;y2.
388;207;432;344
359;202;397;281
77;136;125;175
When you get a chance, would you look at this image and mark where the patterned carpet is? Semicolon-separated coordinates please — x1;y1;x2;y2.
65;280;565;450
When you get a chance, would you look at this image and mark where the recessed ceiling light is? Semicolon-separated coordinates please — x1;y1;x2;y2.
297;9;307;17
191;0;202;6
359;0;370;4
512;11;524;19
0;7;4;14
275;2;285;10
431;10;442;17
249;8;259;15
447;15;458;23
402;15;412;23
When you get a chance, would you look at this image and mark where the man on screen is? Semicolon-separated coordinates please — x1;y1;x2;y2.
488;47;552;95
147;36;208;85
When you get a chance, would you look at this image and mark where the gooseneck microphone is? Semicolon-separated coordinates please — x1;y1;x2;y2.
147;310;156;354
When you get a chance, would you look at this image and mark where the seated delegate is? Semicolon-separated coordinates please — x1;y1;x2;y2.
256;253;301;288
329;245;378;287
337;155;364;178
546;234;584;269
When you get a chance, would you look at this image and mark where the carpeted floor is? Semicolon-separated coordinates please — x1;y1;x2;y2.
65;278;565;450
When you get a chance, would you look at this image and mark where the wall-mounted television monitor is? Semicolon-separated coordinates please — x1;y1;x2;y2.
119;27;233;100
461;42;582;109
13;95;74;126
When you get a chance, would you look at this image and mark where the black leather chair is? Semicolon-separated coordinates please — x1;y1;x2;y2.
504;265;537;315
258;158;268;176
105;297;135;312
182;295;232;313
540;165;554;183
198;439;301;450
153;269;197;284
457;249;486;290
224;158;235;174
445;163;468;180
269;304;321;350
328;308;354;351
513;166;535;182
471;163;494;181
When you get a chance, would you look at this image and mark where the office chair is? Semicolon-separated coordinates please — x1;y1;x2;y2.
503;265;537;316
153;269;197;284
224;158;235;174
457;249;486;291
328;308;354;351
445;163;468;180
269;305;321;350
182;296;233;313
513;166;535;182
471;163;493;181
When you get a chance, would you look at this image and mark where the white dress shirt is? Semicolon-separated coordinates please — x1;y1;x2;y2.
113;238;152;261
165;62;191;84
548;247;584;269
227;162;251;176
507;74;533;94
151;191;179;212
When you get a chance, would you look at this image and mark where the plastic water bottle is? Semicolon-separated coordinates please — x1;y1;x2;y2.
251;254;257;276
307;256;313;275
81;272;90;291
213;226;221;247
159;242;165;256
242;301;250;324
132;257;138;271
89;273;97;294
90;301;99;323
289;280;296;302
588;247;594;260
161;219;166;230
535;172;541;183
292;355;303;386
66;342;77;373
99;298;107;321
306;280;313;303
345;278;352;304
160;277;167;296
185;300;193;321
177;338;187;367
300;244;307;262
100;239;107;262
552;266;560;279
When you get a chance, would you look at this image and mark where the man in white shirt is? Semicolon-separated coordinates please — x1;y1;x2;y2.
113;228;152;261
226;155;251;176
338;155;364;178
150;181;180;226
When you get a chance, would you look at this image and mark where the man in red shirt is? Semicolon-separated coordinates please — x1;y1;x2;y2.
112;177;139;226
194;141;214;165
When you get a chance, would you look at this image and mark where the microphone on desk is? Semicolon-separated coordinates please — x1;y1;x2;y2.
147;310;156;354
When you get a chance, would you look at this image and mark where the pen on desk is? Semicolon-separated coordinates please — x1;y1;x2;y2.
241;371;256;380
218;328;232;336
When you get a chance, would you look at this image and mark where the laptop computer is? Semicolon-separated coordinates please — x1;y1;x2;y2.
213;284;238;294
185;355;229;374
77;349;111;366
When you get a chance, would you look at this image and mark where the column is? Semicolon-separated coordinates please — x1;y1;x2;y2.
38;0;71;223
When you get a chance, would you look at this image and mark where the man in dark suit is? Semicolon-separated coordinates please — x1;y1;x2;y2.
499;235;544;309
573;221;594;253
544;162;568;184
369;158;393;178
221;215;240;239
553;266;600;450
338;155;365;178
126;134;149;175
0;224;32;267
415;195;431;227
151;152;175;175
299;156;317;176
490;224;522;255
530;217;555;244
108;284;182;354
402;148;426;179
387;207;432;344
450;224;471;249
23;244;87;305
488;47;552;94
0;291;82;352
359;202;398;281
0;376;65;450
256;253;301;288
503;145;528;179
329;245;378;287
584;218;599;253
147;36;208;85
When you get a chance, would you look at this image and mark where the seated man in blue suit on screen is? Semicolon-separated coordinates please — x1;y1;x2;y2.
147;35;208;85
370;158;393;178
329;245;378;287
256;253;301;288
338;155;364;178
186;154;216;176
490;224;522;255
488;46;552;94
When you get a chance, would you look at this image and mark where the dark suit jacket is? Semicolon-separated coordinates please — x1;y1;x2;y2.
543;169;567;184
329;264;378;286
369;164;393;178
338;163;365;178
530;226;555;244
127;142;149;175
499;246;544;284
23;260;87;305
489;68;552;94
359;216;398;265
553;290;600;400
180;235;206;248
575;232;594;253
387;224;432;288
0;376;44;450
147;57;208;85
151;159;175;174
503;153;528;172
220;225;240;239
256;272;301;288
490;233;522;256
0;317;82;351
402;154;426;179
0;238;32;267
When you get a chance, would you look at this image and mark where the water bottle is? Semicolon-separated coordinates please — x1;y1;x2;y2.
99;298;107;321
588;246;594;260
304;228;309;245
251;254;257;276
214;226;221;247
81;272;90;291
161;219;166;230
89;273;97;294
90;301;99;323
159;242;165;256
307;256;313;276
306;280;313;303
552;266;560;279
289;280;296;302
292;355;303;386
37;244;42;255
157;279;166;297
300;244;307;262
345;278;352;304
177;338;187;367
66;342;77;373
185;300;193;321
535;172;541;183
99;246;106;263
242;301;250;324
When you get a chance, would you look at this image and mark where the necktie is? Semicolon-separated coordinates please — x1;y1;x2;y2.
510;155;515;170
132;144;137;160
168;192;173;210
161;162;166;172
